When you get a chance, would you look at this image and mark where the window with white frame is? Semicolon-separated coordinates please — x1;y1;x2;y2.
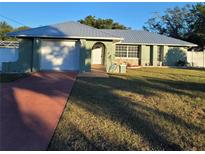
116;45;127;57
115;45;140;58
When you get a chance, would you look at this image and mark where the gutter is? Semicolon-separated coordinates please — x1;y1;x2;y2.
7;34;123;41
116;42;198;47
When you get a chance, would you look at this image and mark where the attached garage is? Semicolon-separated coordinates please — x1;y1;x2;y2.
40;39;80;71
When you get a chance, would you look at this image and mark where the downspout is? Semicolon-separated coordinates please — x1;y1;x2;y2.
192;49;193;67
30;38;34;72
203;49;205;68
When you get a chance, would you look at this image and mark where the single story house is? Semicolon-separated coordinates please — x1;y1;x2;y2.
2;21;197;73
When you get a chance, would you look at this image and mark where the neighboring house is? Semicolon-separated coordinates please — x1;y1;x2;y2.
2;21;197;73
0;41;19;71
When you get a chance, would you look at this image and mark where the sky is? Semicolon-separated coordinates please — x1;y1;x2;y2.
0;2;196;30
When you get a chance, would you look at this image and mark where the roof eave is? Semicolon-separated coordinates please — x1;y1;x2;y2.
7;34;123;41
117;42;198;47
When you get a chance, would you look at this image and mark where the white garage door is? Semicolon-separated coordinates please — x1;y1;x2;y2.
40;39;80;71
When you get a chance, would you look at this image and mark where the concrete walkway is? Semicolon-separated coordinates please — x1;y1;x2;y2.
0;72;77;150
78;64;109;78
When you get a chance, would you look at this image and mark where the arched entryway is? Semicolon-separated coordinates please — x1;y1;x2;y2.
91;42;105;65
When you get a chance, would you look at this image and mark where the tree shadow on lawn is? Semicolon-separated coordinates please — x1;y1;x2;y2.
49;122;133;151
134;67;205;75
96;74;205;99
138;76;205;101
54;76;205;150
172;67;205;72
143;76;205;92
116;73;205;98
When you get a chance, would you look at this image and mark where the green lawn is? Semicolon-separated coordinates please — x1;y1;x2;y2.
48;68;205;150
0;73;30;82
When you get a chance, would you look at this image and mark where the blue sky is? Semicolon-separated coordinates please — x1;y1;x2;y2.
0;2;196;30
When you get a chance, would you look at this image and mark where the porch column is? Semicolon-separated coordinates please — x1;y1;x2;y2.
79;39;91;72
141;45;150;66
152;45;158;66
163;46;169;63
32;38;41;72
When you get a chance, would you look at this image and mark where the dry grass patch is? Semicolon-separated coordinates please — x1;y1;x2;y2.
48;67;205;150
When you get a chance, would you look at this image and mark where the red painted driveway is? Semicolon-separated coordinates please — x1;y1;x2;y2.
0;72;77;150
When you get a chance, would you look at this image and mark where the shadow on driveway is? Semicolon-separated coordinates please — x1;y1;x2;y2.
0;71;77;150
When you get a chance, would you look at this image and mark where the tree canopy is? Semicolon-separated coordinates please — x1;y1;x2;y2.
0;21;30;41
13;26;30;32
190;3;205;48
78;15;130;30
0;21;13;41
143;3;205;49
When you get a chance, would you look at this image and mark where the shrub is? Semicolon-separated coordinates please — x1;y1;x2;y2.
176;60;188;66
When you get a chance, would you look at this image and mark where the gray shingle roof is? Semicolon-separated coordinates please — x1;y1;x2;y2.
7;21;122;40
101;29;197;46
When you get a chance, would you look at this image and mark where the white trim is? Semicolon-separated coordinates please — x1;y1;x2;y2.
8;35;123;41
115;44;140;58
40;38;79;42
1;0;203;2
115;57;139;60
8;35;196;47
116;42;197;47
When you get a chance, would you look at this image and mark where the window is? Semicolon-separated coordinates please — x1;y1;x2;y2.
157;46;163;61
116;45;127;57
128;46;140;58
115;45;140;58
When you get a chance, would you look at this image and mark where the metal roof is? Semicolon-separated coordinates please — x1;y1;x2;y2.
101;29;197;46
7;21;123;41
7;21;197;46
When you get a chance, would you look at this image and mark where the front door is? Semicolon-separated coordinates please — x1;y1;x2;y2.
91;47;103;64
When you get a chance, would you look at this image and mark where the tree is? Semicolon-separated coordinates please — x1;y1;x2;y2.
143;3;205;49
14;26;30;32
79;15;130;29
190;3;205;49
143;5;195;39
0;21;30;41
0;21;13;41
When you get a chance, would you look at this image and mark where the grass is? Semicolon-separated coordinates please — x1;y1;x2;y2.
48;67;205;150
0;73;30;82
